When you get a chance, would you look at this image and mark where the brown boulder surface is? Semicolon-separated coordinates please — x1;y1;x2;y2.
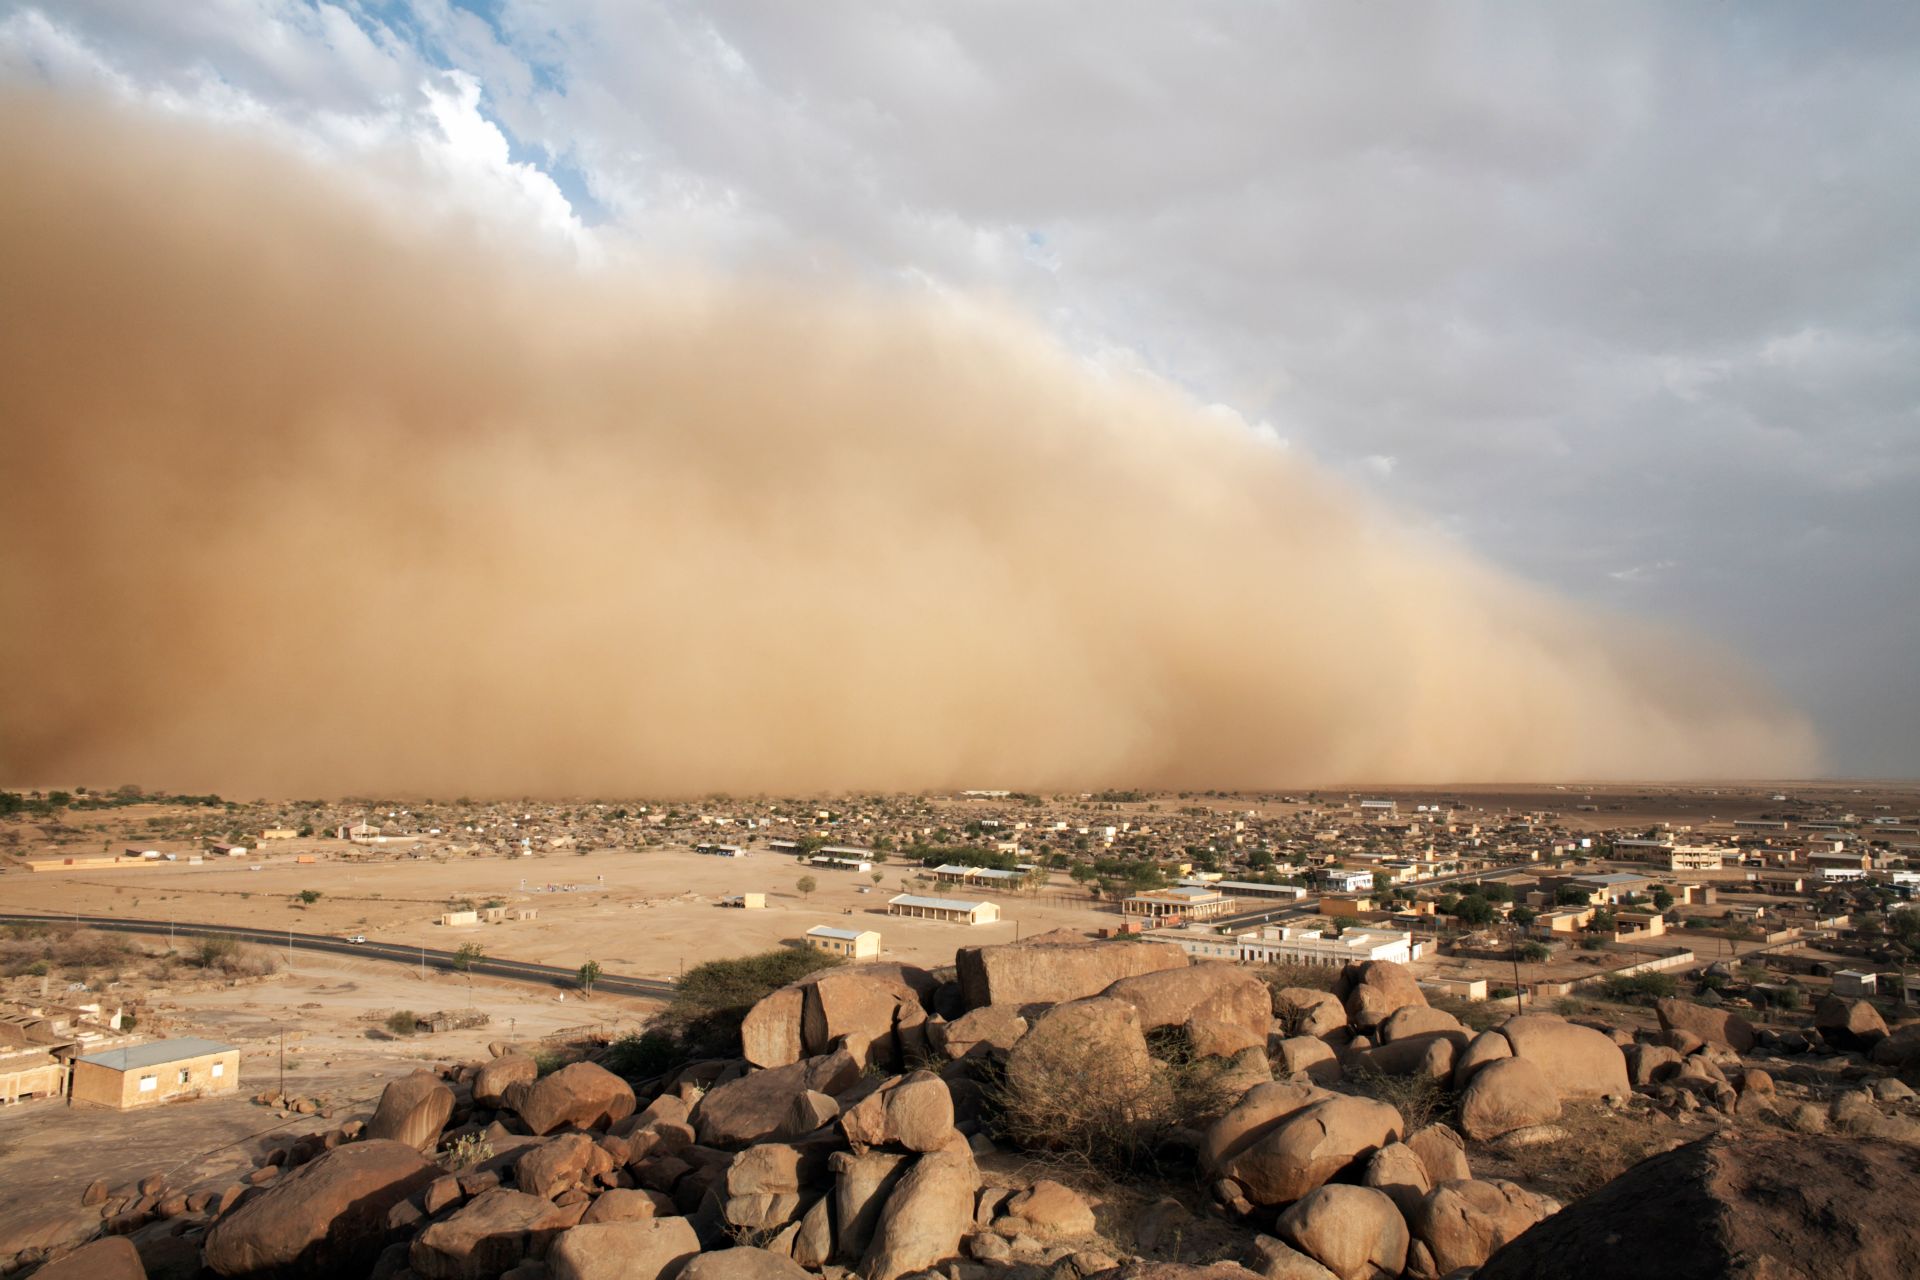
694;1051;864;1148
1449;1029;1511;1092
1222;1096;1403;1206
1092;1267;1264;1279
1349;1031;1462;1081
545;1217;700;1280
1402;1124;1471;1186
1814;995;1889;1050
1102;964;1272;1058
1477;1134;1920;1280
510;1063;636;1136
741;985;808;1068
205;1140;438;1278
365;1069;456;1152
1003;1179;1097;1237
801;969;929;1069
931;1005;1027;1061
1274;1184;1408;1280
1271;988;1346;1039
680;1247;811;1279
1653;998;1755;1054
1004;996;1155;1117
1275;1035;1342;1085
410;1188;572;1280
860;1147;979;1280
1199;1079;1328;1176
1497;1015;1628;1099
474;1056;540;1109
1406;1178;1559;1277
1341;961;1427;1032
830;1150;911;1264
1871;1022;1920;1070
1456;1056;1561;1142
1361;1142;1432;1218
956;931;1186;1009
1376;1006;1465;1043
33;1238;147;1280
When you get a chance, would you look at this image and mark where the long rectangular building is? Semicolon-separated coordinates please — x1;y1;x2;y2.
887;894;1000;925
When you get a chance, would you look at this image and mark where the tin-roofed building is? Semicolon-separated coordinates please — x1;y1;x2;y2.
886;894;1000;925
803;925;882;959
1122;885;1233;922
69;1037;238;1109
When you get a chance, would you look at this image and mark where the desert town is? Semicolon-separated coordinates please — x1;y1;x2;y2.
4;781;1920;1277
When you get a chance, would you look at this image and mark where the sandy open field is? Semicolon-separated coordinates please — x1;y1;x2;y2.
1;846;1118;979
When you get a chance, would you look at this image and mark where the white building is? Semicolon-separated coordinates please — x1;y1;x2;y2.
1317;868;1377;894
695;843;745;858
1667;846;1726;873
1237;925;1413;967
1144;925;1244;962
887;894;1000;925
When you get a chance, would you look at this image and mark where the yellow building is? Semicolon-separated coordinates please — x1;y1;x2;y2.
0;1051;66;1104
70;1038;239;1110
804;926;882;959
1122;886;1233;922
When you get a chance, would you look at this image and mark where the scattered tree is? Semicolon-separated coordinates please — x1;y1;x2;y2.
296;889;321;905
796;876;818;900
577;960;602;996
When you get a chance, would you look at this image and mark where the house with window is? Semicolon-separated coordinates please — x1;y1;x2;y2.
803;926;881;959
69;1038;238;1109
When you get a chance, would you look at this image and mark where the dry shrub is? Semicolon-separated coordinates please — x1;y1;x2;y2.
986;1026;1241;1173
1485;1102;1669;1202
1340;1060;1445;1133
0;925;136;977
1259;961;1343;996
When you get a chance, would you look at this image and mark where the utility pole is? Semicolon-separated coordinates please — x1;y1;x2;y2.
277;1028;285;1100
287;929;294;969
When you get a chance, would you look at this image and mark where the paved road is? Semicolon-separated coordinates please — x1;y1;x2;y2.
0;912;677;1000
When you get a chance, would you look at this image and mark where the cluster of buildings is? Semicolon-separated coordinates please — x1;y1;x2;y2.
0;1000;238;1112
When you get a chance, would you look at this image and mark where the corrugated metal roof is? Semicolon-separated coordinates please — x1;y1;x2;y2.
805;926;869;941
75;1038;234;1071
889;894;991;912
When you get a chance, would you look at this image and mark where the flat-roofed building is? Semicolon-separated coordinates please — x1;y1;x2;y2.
695;843;745;858
803;926;882;960
1144;925;1244;961
1568;872;1654;904
1317;868;1377;894
1122;885;1233;922
931;864;1025;887
1185;878;1308;902
1238;925;1412;967
0;1051;66;1105
887;894;1000;925
70;1038;238;1110
1667;846;1725;873
809;854;875;873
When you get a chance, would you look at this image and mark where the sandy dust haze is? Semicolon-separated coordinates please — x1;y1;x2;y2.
0;93;1819;796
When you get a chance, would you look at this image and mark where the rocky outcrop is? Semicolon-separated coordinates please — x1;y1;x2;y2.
1405;1178;1559;1278
1477;1134;1920;1280
928;1005;1027;1061
860;1147;979;1280
1004;997;1156;1123
839;1071;955;1153
205;1140;439;1278
681;1247;811;1279
956;931;1186;1010
1271;988;1346;1039
1654;998;1755;1054
1102;963;1272;1058
1450;1029;1512;1091
1274;1184;1408;1280
545;1217;700;1280
410;1189;572;1279
1813;995;1888;1051
365;1070;455;1152
1339;961;1427;1033
1200;1080;1329;1176
693;1051;863;1148
1457;1056;1561;1141
830;1150;911;1264
1220;1096;1404;1207
509;1063;636;1136
741;986;809;1069
473;1055;539;1109
33;1238;146;1280
1497;1015;1628;1100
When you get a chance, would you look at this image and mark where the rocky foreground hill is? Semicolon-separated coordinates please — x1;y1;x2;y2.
12;928;1920;1279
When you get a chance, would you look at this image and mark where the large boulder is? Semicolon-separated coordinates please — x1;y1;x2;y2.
1870;1022;1920;1070
830;1150;911;1264
803;969;930;1069
410;1189;573;1280
1361;1142;1432;1218
1476;1134;1920;1280
1457;1057;1561;1142
1272;988;1347;1039
681;1248;810;1280
1221;1096;1404;1207
929;1006;1027;1062
1274;1184;1408;1280
860;1147;979;1280
840;1071;955;1153
1406;1179;1560;1278
722;1141;832;1234
1654;998;1755;1054
205;1140;438;1278
1200;1079;1329;1176
741;986;808;1068
365;1069;456;1152
1623;1042;1683;1087
516;1133;605;1201
1377;1006;1466;1043
1341;962;1427;1033
509;1063;636;1136
545;1217;700;1280
1103;964;1272;1059
1497;1015;1628;1100
473;1055;539;1109
1349;1031;1463;1081
1002;1179;1097;1238
693;1051;863;1148
1814;996;1888;1051
1275;1036;1342;1085
33;1238;146;1280
1402;1124;1470;1186
956;931;1187;1010
1450;1029;1512;1092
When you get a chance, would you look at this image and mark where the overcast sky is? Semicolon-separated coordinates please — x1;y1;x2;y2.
5;1;1916;776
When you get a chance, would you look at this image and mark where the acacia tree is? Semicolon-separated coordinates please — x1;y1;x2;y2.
577;960;602;997
796;876;818;900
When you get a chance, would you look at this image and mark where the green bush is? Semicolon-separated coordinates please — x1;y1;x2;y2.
607;1028;683;1080
661;948;844;1059
386;1010;418;1036
1600;972;1677;1004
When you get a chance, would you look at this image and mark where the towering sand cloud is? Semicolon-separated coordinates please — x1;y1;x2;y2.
0;94;1817;795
